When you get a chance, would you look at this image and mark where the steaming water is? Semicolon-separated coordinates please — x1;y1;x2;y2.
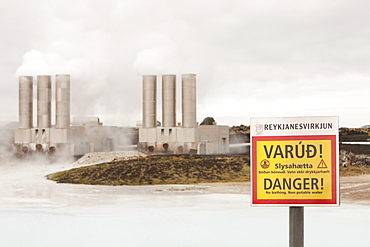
1;160;370;247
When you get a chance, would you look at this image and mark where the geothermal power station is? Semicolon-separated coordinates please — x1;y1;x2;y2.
14;74;229;157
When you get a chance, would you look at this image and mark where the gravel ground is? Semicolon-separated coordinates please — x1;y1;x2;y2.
74;150;147;166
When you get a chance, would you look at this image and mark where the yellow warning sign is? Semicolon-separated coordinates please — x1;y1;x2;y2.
252;135;338;205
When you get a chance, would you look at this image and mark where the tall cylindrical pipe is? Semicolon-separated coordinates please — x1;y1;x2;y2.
37;75;52;128
162;74;176;127
182;74;197;127
143;75;157;128
18;76;33;129
55;74;70;128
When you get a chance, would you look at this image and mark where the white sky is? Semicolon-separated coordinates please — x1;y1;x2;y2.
1;0;370;127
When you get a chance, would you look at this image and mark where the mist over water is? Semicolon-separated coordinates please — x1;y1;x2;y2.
1;155;370;246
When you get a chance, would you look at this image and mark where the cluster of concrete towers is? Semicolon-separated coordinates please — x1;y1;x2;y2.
18;75;70;130
14;75;121;156
138;74;229;154
142;74;197;128
15;75;71;154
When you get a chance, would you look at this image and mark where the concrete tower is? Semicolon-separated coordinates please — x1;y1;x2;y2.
182;74;197;127
55;74;70;128
18;76;33;129
37;75;52;128
162;74;176;127
142;75;157;128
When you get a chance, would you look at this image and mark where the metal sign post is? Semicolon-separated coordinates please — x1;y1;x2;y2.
289;206;304;247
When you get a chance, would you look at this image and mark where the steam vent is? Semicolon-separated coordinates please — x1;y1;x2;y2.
138;74;229;154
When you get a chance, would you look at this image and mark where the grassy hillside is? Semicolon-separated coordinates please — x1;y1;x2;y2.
47;155;250;185
47;153;370;186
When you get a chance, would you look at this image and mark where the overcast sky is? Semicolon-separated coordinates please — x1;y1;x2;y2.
1;0;370;127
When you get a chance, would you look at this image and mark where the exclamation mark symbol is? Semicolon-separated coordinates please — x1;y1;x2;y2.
321;178;324;190
319;144;323;158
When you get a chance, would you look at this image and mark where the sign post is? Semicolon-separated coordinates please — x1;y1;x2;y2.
250;116;339;246
289;206;304;247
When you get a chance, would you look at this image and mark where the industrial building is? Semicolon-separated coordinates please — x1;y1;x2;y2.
14;73;229;157
138;74;229;154
14;74;132;157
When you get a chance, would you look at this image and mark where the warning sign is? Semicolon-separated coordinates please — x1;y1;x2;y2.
317;160;328;168
251;116;339;206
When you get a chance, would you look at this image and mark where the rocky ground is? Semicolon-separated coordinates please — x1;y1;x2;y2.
48;154;249;185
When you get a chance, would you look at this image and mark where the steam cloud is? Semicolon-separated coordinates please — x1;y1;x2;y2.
5;0;370;127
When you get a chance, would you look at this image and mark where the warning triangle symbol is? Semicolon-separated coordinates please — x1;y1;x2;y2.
317;159;328;169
